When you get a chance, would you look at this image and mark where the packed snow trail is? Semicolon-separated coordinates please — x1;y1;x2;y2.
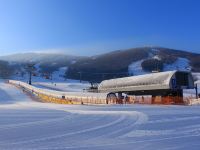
0;81;200;150
0;81;32;104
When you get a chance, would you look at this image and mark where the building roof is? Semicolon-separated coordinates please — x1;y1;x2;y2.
98;71;193;93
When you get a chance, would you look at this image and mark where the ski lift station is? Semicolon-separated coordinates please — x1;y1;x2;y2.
98;70;195;104
9;70;195;105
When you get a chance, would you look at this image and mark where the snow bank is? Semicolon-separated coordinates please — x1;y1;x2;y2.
9;80;108;104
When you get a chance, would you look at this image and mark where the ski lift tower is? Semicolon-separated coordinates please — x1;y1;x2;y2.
27;63;35;85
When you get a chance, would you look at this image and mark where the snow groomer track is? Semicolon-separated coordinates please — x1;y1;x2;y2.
1;81;200;150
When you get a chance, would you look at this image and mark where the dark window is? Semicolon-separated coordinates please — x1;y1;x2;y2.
175;72;188;87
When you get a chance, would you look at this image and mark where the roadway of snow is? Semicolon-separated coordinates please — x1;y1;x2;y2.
1;81;200;149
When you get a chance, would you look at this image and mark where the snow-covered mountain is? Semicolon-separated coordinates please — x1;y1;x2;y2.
0;47;199;82
0;53;82;63
0;53;85;79
67;47;200;81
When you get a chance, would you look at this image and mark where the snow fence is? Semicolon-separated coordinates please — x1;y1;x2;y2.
8;80;108;105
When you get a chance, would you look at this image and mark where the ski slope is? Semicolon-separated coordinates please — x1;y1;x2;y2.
128;57;190;76
0;81;200;150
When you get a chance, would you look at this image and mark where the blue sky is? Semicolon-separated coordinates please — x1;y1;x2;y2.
0;0;200;56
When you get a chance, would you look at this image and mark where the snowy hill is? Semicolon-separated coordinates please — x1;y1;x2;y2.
0;47;200;82
128;57;191;75
67;47;200;81
0;53;83;64
0;53;85;80
0;53;85;75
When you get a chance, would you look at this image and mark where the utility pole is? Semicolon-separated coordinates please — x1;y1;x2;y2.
29;70;32;85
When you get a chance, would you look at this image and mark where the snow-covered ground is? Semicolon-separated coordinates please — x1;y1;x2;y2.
51;67;68;81
128;59;149;75
163;57;191;71
128;57;191;76
32;80;90;92
13;70;91;92
1;80;200;150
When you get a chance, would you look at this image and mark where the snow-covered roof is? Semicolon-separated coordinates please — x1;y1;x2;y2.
98;71;194;93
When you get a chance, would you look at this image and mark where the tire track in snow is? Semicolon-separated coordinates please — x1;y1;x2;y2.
0;115;72;130
42;110;148;148
79;111;148;140
52;111;148;149
27;134;200;150
0;110;147;147
0;115;125;146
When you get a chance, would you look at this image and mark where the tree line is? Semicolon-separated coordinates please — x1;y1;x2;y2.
0;60;14;78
